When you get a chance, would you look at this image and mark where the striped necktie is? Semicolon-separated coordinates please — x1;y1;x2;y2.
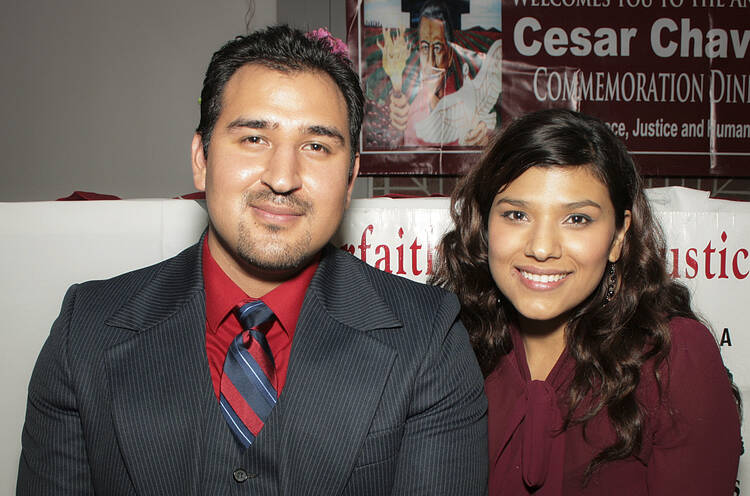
219;300;277;448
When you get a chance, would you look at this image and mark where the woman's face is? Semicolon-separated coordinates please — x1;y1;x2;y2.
487;165;631;329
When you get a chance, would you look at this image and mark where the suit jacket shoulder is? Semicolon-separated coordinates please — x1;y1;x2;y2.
70;240;204;332
311;244;461;337
18;240;208;495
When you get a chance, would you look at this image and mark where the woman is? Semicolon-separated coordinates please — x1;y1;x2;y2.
433;109;742;494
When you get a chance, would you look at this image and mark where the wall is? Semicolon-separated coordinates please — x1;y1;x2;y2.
0;0;376;202
0;0;277;201
279;0;347;39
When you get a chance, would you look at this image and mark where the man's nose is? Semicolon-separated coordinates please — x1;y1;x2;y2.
428;48;443;69
427;50;436;67
260;145;303;195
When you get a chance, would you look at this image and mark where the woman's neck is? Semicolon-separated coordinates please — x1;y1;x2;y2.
519;314;568;381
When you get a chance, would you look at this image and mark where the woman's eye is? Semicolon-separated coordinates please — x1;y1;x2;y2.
501;210;527;222
567;214;591;225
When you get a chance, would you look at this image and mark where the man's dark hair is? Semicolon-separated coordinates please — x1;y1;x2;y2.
196;25;364;168
418;1;454;44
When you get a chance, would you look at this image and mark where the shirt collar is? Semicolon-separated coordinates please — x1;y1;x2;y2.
202;237;319;338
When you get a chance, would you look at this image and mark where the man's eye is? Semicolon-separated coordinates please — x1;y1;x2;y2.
242;136;263;144
305;143;329;153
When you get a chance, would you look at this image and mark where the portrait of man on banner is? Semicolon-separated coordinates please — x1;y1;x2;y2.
353;0;502;174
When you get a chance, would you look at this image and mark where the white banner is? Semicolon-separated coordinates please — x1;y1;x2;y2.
1;188;747;493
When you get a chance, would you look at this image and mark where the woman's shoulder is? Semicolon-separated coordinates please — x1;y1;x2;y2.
663;316;729;386
637;317;724;401
667;316;720;353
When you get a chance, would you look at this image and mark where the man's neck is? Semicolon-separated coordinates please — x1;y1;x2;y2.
206;232;308;298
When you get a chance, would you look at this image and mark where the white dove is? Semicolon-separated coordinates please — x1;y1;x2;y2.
415;38;502;145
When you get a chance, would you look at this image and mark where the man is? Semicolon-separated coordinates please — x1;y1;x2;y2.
17;25;487;495
387;1;491;146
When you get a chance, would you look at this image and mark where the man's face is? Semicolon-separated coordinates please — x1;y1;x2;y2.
418;17;451;77
192;64;358;294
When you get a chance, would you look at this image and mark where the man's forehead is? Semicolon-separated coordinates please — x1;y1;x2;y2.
217;64;349;139
222;63;347;111
419;17;447;41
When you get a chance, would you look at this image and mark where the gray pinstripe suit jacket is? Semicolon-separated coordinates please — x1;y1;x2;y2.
17;240;487;495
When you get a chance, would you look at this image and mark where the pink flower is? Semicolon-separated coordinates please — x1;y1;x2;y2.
306;27;349;58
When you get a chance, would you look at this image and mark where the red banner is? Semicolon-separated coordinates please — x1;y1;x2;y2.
346;0;750;176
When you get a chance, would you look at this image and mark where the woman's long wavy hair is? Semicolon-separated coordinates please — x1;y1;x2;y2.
432;109;704;478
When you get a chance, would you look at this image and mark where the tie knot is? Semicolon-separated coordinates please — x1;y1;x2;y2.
236;301;275;331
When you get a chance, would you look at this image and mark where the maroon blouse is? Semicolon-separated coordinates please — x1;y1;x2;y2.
486;317;741;495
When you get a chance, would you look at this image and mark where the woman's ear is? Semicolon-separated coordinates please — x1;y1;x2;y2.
609;210;631;262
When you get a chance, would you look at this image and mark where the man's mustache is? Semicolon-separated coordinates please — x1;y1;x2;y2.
243;190;312;215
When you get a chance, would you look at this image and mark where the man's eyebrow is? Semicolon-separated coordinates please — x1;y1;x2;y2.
225;119;344;144
305;125;346;146
227;118;278;130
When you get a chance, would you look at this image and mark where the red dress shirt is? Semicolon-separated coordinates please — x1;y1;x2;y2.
486;317;742;495
202;238;318;399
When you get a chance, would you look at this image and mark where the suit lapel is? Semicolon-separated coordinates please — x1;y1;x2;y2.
104;241;211;495
279;246;402;495
101;241;405;494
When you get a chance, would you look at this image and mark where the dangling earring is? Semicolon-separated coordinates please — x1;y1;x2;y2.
605;264;616;303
